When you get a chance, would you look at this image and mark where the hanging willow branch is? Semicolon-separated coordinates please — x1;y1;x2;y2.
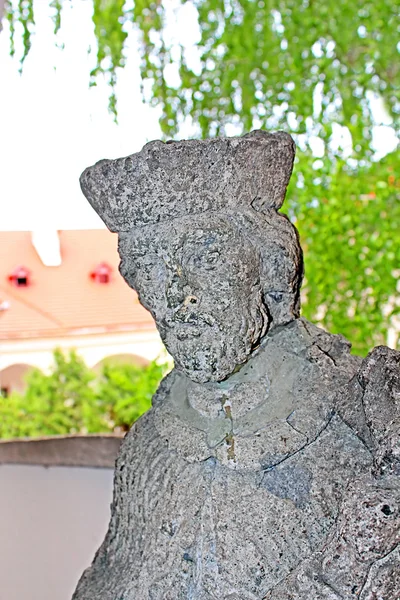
50;0;62;34
3;0;399;139
5;0;35;66
90;0;128;115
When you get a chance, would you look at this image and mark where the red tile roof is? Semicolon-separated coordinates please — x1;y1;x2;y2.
0;230;156;339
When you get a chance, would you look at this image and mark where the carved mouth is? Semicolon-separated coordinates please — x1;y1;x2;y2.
162;311;217;340
168;310;215;327
175;324;203;340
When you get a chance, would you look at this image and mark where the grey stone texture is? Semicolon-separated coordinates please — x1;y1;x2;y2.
73;131;399;599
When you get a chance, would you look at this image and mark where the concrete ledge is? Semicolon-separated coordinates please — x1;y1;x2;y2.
0;434;124;468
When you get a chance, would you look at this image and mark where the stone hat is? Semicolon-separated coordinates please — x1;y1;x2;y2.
80;130;295;233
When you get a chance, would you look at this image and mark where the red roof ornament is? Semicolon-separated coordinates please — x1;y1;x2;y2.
90;262;112;284
8;266;31;287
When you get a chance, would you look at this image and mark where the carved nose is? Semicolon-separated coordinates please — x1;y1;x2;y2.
166;271;187;310
166;269;200;319
173;300;200;326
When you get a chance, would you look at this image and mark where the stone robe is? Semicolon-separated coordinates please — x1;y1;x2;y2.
73;319;400;599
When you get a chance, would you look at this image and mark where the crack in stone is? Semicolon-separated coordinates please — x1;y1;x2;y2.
357;542;400;599
319;573;346;599
222;395;236;465
260;411;335;475
315;343;338;367
260;560;301;600
285;411;308;440
336;412;375;459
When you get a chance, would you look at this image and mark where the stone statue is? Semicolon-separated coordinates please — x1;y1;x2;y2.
73;132;399;599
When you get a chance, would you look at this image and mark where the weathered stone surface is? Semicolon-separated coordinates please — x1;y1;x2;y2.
80;131;295;232
73;132;399;599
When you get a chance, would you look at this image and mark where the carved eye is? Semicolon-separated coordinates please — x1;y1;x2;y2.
124;157;134;172
120;253;164;289
188;250;221;271
136;256;163;282
204;251;220;267
267;291;283;303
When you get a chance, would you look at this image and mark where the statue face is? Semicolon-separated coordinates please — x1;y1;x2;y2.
118;215;270;383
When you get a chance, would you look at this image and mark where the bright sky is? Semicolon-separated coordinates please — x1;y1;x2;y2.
0;0;165;231
0;1;397;232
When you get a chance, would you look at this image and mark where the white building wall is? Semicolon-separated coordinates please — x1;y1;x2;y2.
0;464;113;600
0;329;166;374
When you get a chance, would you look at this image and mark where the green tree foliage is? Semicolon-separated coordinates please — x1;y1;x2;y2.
3;0;400;353
97;360;167;429
0;349;167;439
291;151;399;350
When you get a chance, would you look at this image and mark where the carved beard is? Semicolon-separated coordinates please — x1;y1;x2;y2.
162;287;270;383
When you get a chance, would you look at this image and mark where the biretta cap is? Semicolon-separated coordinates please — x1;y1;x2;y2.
80;130;295;233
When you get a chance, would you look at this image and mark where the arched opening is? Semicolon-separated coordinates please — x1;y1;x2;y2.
91;354;150;375
0;363;38;396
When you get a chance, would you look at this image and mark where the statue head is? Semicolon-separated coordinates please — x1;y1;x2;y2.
80;131;303;383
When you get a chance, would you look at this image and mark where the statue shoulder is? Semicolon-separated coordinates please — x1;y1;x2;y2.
335;344;400;474
358;345;400;474
151;368;178;407
264;471;400;599
115;370;180;466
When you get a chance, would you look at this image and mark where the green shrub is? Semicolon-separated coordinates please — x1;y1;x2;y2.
0;349;168;439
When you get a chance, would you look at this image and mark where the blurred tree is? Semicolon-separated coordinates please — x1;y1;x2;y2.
0;0;5;31
0;349;167;439
2;0;399;353
97;359;168;431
